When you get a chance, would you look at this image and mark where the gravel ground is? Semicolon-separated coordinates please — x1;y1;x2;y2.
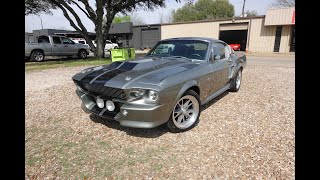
25;59;295;179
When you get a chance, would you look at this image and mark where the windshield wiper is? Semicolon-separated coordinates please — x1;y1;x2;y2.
166;56;203;62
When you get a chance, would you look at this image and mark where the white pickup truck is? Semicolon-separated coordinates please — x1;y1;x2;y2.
25;35;90;61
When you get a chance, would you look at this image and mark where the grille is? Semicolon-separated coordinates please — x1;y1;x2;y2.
76;80;127;100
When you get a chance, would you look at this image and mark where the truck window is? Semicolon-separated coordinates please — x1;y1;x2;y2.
38;36;49;43
52;37;62;44
61;37;74;44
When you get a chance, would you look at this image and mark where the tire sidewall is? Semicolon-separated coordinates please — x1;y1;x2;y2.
31;50;44;62
230;68;242;92
167;90;201;133
78;50;87;59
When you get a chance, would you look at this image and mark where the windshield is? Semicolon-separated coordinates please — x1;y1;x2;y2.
146;40;209;60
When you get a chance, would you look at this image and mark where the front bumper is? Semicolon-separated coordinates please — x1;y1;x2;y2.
76;89;170;128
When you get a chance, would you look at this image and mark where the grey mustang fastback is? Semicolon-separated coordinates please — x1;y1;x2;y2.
72;37;246;132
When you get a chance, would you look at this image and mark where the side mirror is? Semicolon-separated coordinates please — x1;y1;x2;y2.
214;55;221;60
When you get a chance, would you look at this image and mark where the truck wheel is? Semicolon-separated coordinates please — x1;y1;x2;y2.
78;50;87;59
229;68;242;92
31;50;44;62
167;90;201;133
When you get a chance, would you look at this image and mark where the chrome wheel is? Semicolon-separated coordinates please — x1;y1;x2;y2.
236;70;242;90
172;95;200;129
34;52;44;61
79;50;87;58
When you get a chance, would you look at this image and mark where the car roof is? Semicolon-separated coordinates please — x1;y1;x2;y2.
161;37;224;43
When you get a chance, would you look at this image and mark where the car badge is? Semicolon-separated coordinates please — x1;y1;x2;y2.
125;76;131;81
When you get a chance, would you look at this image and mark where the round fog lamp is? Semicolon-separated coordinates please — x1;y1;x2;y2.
106;100;115;111
96;98;104;108
148;90;158;102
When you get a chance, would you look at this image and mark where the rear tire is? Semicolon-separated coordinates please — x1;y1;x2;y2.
167;90;201;133
78;49;87;59
31;50;44;62
229;68;242;92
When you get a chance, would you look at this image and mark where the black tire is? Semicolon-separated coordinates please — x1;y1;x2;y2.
78;49;87;59
167;90;201;133
31;50;44;62
229;68;242;92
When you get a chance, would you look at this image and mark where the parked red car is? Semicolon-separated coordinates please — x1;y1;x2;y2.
229;44;241;51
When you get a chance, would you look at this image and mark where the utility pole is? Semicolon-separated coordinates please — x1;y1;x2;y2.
242;0;246;17
38;14;43;29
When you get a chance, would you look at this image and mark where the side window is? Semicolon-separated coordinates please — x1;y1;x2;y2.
225;44;231;58
61;37;74;44
38;36;50;43
52;37;61;44
212;43;226;59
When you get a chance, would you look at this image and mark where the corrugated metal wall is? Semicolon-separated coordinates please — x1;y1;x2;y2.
247;18;276;52
161;19;250;40
265;7;295;26
161;22;218;39
161;17;293;53
279;25;292;53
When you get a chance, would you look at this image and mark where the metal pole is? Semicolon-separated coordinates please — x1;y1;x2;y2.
242;0;246;17
38;15;43;29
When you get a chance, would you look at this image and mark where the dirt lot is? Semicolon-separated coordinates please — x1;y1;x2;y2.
25;56;295;179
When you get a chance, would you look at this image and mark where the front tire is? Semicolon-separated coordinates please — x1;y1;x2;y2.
31;50;44;62
78;49;87;59
229;68;242;92
167;90;201;133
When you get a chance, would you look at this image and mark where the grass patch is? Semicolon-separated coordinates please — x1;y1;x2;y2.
25;58;112;72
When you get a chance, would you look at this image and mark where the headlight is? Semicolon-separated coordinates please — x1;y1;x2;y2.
129;89;145;99
128;89;159;103
147;90;159;103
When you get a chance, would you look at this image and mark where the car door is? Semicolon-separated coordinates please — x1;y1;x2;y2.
61;37;77;55
52;36;67;55
207;42;230;95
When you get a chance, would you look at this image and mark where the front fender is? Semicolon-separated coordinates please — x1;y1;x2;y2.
175;80;199;104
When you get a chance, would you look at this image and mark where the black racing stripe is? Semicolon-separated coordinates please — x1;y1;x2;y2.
118;62;138;71
79;62;123;83
80;69;106;83
93;62;138;83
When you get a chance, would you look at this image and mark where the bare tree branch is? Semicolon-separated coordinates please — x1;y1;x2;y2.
78;0;97;22
271;0;295;8
70;0;92;21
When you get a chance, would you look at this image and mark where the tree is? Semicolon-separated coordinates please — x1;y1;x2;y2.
271;0;295;7
245;10;258;17
112;15;131;23
172;0;234;22
131;14;145;25
38;0;169;58
25;0;56;15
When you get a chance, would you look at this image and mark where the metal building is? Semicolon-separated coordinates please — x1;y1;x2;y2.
161;7;295;53
25;7;295;53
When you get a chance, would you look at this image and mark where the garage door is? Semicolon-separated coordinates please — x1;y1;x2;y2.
219;23;248;31
141;28;160;48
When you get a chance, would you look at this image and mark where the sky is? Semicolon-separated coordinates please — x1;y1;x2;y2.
25;0;273;33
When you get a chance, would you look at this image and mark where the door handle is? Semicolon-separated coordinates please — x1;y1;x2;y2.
64;45;68;47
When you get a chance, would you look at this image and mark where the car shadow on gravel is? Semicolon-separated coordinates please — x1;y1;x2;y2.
88;91;229;137
202;91;229;111
89;114;168;138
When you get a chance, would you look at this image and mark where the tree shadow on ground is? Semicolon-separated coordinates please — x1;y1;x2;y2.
89;114;168;138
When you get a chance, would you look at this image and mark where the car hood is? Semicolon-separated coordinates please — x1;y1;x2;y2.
72;57;200;90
